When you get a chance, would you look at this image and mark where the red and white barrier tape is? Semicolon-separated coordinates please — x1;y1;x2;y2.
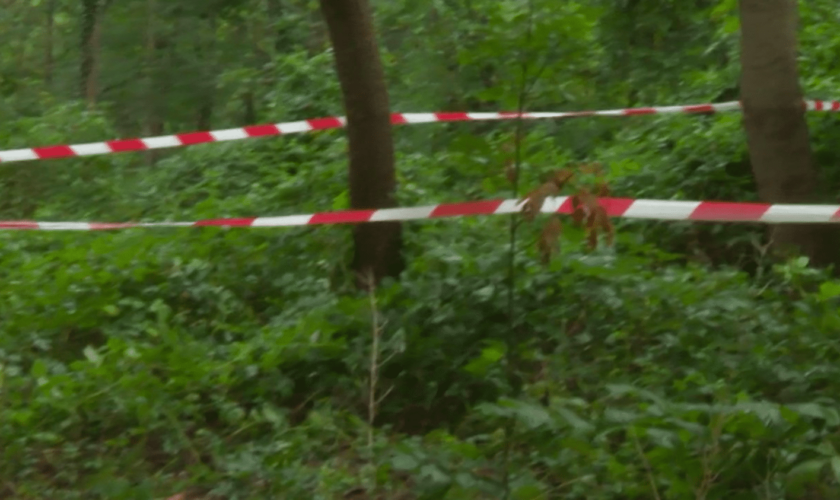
2;99;836;164
3;196;840;231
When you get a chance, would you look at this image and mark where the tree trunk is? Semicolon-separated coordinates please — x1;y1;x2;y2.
80;0;105;106
318;0;404;286
266;0;289;52
196;14;217;130
45;0;55;85
739;0;840;268
144;0;160;165
242;90;257;125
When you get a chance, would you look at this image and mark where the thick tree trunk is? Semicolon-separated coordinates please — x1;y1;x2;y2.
318;0;404;286
739;0;840;268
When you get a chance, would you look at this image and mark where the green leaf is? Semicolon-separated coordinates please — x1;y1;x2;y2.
787;458;826;487
513;483;545;500
30;359;47;378
512;402;552;429
818;281;840;300
831;457;840;483
555;407;595;433
480;344;504;363
83;346;102;367
391;453;419;471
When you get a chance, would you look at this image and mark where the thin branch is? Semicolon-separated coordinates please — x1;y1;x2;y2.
502;2;535;500
695;414;725;499
631;430;661;500
366;271;380;452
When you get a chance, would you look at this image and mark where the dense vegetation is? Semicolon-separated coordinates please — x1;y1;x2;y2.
2;0;840;498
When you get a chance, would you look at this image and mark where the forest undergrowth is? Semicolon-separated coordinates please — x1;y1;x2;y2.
2;0;840;498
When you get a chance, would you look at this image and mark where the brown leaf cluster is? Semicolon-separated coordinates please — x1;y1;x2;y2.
570;189;614;250
519;164;615;263
537;217;562;264
520;169;574;222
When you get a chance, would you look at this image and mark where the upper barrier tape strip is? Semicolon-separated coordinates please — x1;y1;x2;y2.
3;196;840;231
6;99;836;164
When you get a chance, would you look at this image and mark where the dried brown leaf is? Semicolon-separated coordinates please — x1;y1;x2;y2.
579;162;605;176
521;183;558;221
579;191;601;213
570;195;585;226
597;207;615;246
538;217;562;264
596;182;611;197
505;160;517;184
586;228;598;250
550;169;575;190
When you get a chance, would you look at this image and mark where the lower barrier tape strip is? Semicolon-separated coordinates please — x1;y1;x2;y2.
2;196;840;231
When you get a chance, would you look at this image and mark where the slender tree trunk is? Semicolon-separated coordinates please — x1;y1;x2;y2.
319;0;404;286
739;0;840;268
143;0;163;164
196;15;217;130
308;6;328;56
242;91;257;124
45;0;55;85
80;0;105;106
266;0;288;52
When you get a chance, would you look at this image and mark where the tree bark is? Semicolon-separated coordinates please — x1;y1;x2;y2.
80;0;106;106
739;0;840;268
318;0;404;286
266;0;290;52
196;14;217;131
45;0;55;85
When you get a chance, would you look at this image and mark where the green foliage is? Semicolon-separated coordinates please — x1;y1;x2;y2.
2;0;840;498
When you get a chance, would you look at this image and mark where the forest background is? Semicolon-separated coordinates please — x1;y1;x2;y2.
2;0;840;498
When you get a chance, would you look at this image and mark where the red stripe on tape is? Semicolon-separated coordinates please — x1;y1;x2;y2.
683;104;716;113
178;132;215;145
390;113;408;125
555;197;575;214
689;201;771;221
599;197;636;216
623;107;656;115
243;124;281;137
554;197;634;215
108;138;148;152
307;117;344;130
430;200;504;217
309;210;375;224
32;145;75;159
194;218;257;227
434;112;470;122
0;221;38;229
